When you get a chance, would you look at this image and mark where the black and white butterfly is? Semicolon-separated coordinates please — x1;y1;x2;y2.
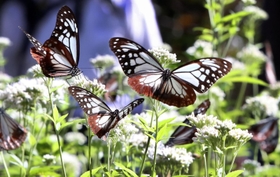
109;37;232;107
68;86;144;138
20;5;80;78
165;99;210;147
0;108;27;150
249;117;279;154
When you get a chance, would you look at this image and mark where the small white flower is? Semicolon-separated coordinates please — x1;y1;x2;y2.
242;0;256;5
62;152;83;177
90;54;115;69
229;128;253;142
65;132;87;145
69;75;106;96
149;47;179;67
216;119;236;130
187;113;220;128
237;44;267;64
243;93;279;117
0;37;12;47
186;40;218;58
225;57;246;70
244;6;268;20
147;141;194;168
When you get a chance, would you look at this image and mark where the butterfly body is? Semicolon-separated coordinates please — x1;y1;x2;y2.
110;37;232;107
68;86;144;138
21;6;80;78
0;108;27;150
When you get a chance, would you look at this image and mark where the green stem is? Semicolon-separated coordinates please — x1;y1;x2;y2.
139;99;156;176
235;82;247;110
1;152;10;177
88;128;93;177
151;101;160;176
46;78;67;177
107;142;111;176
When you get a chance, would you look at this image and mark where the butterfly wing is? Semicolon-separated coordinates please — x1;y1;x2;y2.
68;86;116;138
193;99;211;116
21;6;80;77
118;98;144;119
109;37;164;75
109;37;196;107
172;58;232;93
165;99;211;147
0;108;27;150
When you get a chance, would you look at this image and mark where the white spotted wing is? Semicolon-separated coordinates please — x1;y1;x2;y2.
68;86;144;138
109;37;232;107
20;5;80;77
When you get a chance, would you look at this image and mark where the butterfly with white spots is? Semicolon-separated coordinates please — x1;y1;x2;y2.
20;5;80;78
109;37;232;107
68;86;144;138
165;99;210;147
0;108;27;150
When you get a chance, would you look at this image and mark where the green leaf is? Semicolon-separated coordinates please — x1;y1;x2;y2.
52;105;59;122
57;113;68;123
157;123;167;142
9;154;24;167
226;170;244;177
158;117;175;129
29;166;61;176
59;118;85;132
80;166;104;177
221;11;251;23
29;132;36;146
224;76;268;86
114;162;138;177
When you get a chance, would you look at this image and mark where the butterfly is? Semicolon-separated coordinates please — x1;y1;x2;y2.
165;99;210;147
249;117;279;153
0;108;27;150
20;5;80;78
68;86;144;138
98;72;119;102
109;37;232;107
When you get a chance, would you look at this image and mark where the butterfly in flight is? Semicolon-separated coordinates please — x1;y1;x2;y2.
68;86;144;138
0;108;27;150
249;117;279;154
20;5;80;78
165;99;210;147
109;37;232;107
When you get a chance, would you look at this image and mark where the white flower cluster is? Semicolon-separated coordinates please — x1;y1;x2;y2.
237;44;266;64
65;132;87;145
147;141;194;168
149;47;179;68
186;40;218;59
244;6;268;20
225;57;246;71
242;0;256;5
90;54;115;69
0;77;67;110
0;36;11;48
187;114;252;148
243;94;279;117
69;75;106;96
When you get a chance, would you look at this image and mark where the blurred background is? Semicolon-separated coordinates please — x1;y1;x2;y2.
0;0;277;81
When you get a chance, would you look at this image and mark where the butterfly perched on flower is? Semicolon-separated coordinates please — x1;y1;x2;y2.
0;108;27;150
20;5;80;78
68;86;144;138
165;99;210;147
249;117;279;154
109;37;232;107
